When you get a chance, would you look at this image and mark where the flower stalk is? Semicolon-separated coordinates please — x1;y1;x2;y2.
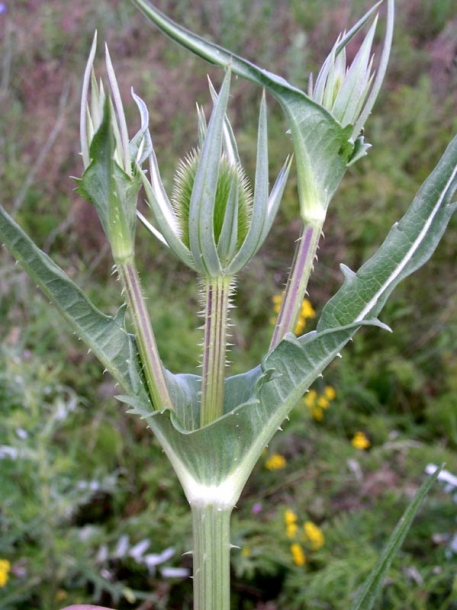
271;1;394;347
270;223;321;348
200;275;233;426
77;34;172;410
117;259;173;409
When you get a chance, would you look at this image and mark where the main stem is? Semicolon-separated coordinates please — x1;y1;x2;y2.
200;275;232;426
117;258;173;409
192;501;232;610
270;222;322;349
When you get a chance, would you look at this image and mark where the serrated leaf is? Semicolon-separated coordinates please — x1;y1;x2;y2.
318;134;457;330
132;323;374;503
0;205;136;394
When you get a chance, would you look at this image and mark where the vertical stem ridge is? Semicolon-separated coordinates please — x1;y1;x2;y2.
192;502;232;610
270;222;322;349
118;259;173;409
200;275;232;426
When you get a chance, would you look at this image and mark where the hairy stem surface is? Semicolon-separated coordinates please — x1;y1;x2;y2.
118;259;173;409
200;275;232;426
270;222;321;349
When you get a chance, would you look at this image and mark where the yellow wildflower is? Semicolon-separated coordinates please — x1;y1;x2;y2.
351;431;371;450
290;543;306;566
0;559;11;587
310;405;325;421
241;547;251;557
294;317;306;335
304;389;317;408
265;453;287;471
271;295;316;335
55;590;68;602
317;396;330;409
272;294;283;314
295;299;316;335
286;523;298;538
324;385;336;400
284;509;298;525
303;521;325;551
300;299;316;320
304;385;336;421
285;509;299;538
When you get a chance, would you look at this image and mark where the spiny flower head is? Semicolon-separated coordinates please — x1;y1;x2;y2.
172;149;252;256
292;0;394;226
138;70;291;278
79;33;151;176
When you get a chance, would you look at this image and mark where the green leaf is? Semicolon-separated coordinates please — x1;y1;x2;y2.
119;370;202;430
0;205;137;395
130;0;352;219
318;133;457;330
127;323;374;505
350;467;441;610
188;69;231;276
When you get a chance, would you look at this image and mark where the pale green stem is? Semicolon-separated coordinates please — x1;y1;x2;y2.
200;275;232;426
270;222;322;349
117;259;173;409
191;501;232;610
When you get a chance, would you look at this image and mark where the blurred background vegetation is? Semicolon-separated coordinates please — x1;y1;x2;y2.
1;0;457;608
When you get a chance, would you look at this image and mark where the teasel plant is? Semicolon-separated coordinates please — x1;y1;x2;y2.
1;1;457;609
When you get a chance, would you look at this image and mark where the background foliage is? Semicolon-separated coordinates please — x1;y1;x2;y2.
1;0;457;608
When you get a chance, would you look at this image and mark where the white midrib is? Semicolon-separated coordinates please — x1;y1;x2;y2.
356;163;457;323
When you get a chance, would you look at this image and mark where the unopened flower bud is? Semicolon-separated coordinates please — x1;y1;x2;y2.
172;149;252;267
310;0;393;147
139;70;291;278
76;33;152;262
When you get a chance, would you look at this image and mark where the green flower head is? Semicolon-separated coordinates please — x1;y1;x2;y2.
172;148;252;257
138;70;291;278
